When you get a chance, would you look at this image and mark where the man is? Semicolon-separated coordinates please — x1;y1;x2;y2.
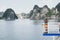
44;18;48;34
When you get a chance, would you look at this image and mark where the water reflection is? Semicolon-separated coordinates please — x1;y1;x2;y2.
5;21;15;40
32;20;41;25
0;19;58;40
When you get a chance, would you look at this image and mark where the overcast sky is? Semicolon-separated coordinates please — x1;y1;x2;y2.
0;0;60;14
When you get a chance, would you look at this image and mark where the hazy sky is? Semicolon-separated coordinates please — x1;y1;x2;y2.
0;0;60;14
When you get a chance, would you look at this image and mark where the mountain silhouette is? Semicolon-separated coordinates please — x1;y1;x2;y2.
3;8;18;20
56;3;60;12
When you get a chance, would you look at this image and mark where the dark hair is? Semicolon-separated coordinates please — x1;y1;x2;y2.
44;18;48;23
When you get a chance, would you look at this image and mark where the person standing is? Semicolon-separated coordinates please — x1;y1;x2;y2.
44;18;48;34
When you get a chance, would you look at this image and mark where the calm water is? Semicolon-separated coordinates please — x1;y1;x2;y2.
0;19;60;40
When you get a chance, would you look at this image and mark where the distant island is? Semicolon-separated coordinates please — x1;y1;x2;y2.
19;3;60;21
0;3;60;21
